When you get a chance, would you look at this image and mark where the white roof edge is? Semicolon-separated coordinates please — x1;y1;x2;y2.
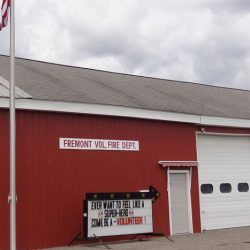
200;116;250;128
0;75;32;98
0;97;250;128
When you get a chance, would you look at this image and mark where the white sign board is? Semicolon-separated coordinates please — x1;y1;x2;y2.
86;199;153;238
59;138;139;151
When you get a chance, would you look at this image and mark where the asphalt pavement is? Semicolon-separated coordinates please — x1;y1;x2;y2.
41;226;250;250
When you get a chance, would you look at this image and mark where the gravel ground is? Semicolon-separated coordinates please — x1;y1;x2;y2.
41;227;250;250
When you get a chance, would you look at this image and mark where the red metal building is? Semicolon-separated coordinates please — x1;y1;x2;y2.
1;55;250;249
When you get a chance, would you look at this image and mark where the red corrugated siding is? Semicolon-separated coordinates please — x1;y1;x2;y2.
0;110;10;250
1;109;200;250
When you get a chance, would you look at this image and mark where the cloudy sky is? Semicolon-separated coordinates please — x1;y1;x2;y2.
1;0;250;90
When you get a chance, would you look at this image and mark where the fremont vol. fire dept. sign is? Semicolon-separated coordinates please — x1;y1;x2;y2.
59;138;139;151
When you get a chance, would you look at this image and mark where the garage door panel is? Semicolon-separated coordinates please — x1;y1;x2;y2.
204;219;250;230
197;134;250;230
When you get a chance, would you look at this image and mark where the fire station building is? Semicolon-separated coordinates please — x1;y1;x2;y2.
1;55;250;249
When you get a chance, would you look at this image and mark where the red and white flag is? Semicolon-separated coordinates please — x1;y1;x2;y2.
0;0;10;30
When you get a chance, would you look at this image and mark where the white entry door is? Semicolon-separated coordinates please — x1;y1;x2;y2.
169;171;192;235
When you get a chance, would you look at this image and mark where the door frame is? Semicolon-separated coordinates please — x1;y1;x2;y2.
168;169;193;235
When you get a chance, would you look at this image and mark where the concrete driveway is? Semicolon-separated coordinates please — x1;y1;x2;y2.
42;227;250;250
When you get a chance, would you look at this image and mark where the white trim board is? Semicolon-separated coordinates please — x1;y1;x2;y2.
1;97;250;128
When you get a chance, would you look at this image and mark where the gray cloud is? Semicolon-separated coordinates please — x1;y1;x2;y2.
0;0;250;90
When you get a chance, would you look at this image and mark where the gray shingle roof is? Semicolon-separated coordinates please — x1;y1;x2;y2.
0;54;250;119
0;75;31;98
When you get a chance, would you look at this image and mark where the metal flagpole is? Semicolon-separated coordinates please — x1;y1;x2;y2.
9;0;16;249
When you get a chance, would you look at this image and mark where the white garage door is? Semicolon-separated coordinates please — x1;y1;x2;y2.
197;134;250;230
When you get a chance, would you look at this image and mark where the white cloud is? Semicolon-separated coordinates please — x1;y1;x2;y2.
1;0;250;90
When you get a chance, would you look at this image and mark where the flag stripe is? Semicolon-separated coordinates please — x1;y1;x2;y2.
0;0;10;30
2;0;8;13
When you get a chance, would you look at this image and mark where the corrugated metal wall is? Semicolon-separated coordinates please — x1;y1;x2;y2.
0;109;199;250
0;110;10;250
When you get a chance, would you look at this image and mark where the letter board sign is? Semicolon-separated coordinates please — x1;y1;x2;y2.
84;186;160;239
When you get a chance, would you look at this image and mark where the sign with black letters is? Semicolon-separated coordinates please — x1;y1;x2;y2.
84;186;160;239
